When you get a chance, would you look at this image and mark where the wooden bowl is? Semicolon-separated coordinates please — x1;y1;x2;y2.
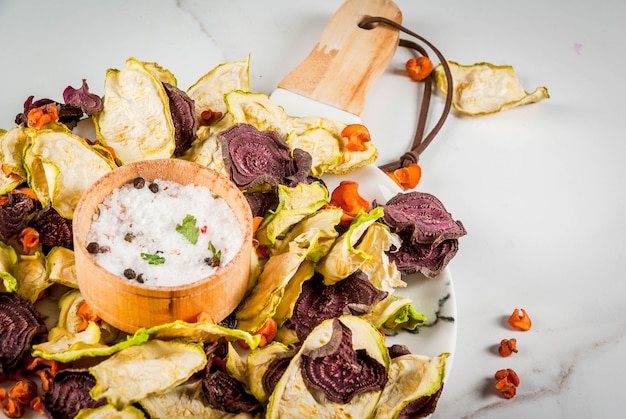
73;159;252;333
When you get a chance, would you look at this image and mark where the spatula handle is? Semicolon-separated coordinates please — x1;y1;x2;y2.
278;0;402;117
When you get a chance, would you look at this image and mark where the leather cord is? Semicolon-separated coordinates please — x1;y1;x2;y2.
358;16;454;173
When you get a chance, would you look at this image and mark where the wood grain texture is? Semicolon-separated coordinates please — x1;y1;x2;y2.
278;0;402;116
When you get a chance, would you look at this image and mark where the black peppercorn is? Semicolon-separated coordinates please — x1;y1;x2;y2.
136;274;145;283
148;182;159;193
133;177;145;189
123;268;136;279
86;242;100;254
204;256;221;267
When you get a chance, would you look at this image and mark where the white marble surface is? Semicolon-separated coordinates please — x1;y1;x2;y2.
1;0;625;417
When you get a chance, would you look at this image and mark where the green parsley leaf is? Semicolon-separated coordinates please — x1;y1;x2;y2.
208;241;222;259
176;214;199;244
141;253;166;265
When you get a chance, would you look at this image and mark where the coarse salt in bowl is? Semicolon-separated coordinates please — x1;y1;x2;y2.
73;159;253;333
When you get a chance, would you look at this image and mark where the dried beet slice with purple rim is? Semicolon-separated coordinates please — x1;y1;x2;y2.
377;191;466;247
29;207;73;250
389;238;460;278
300;318;388;404
62;79;103;116
0;192;37;241
41;370;106;419
218;123;312;189
397;385;444;419
262;350;296;397
245;191;279;218
202;370;262;414
291;271;387;341
0;293;47;372
163;82;198;156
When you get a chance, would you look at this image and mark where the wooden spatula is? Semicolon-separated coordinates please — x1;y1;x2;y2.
270;0;402;123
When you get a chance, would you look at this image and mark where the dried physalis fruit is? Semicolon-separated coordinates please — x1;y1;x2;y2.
434;61;549;115
508;308;532;331
498;338;518;357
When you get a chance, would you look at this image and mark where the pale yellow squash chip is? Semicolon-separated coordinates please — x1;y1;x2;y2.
23;124;116;218
139;381;259;419
286;128;341;176
46;246;77;288
90;339;207;410
15;252;50;303
0;125;29;193
435;61;549;116
94;57;175;164
374;352;449;418
75;404;147;419
187;57;251;122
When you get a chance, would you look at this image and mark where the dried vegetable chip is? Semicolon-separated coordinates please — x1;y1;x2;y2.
363;294;427;332
23;123;116;218
146;319;260;350
315;207;385;285
187;58;250;122
75;404;148;418
45;246;77;288
272;260;316;328
0;292;46;371
15;251;50;303
31;321;149;362
223;91;377;175
40;370;106;419
255;181;329;247
374;352;449;418
0;126;29;194
139;380;259;419
182;125;229;176
434;61;549;115
247;341;294;403
235;234;313;333
266;316;388;418
89;339;207;409
270;207;343;260
94;57;176;164
0;241;18;292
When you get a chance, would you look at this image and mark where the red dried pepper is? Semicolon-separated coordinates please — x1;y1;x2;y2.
77;302;102;332
199;109;223;126
341;124;371;152
27;103;58;129
238;318;277;349
329;181;369;224
508;308;532;331
405;57;434;81
18;227;40;255
498;338;518;357
387;163;422;190
494;368;520;399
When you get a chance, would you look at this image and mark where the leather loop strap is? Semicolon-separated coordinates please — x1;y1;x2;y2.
358;16;454;173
